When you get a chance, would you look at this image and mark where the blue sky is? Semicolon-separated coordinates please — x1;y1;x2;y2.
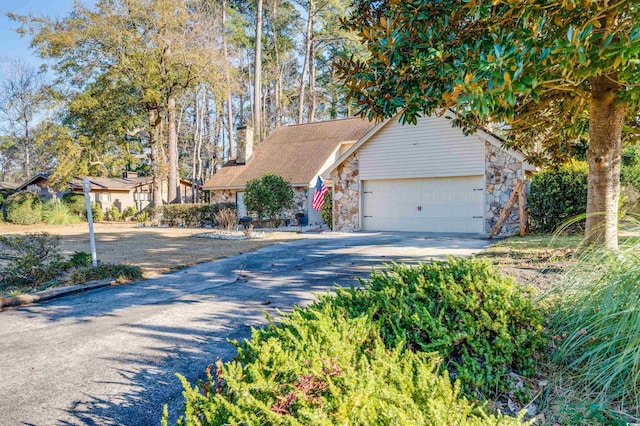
1;0;94;66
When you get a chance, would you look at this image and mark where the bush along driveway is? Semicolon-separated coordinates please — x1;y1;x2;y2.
0;232;490;426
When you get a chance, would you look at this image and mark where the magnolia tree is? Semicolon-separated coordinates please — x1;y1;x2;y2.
336;0;640;249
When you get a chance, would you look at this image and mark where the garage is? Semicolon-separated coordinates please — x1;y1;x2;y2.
361;176;485;233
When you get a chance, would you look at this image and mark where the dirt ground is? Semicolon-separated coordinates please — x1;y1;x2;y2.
0;222;305;277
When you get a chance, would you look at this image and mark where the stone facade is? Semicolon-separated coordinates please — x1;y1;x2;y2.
283;187;309;223
332;153;360;232
484;141;525;236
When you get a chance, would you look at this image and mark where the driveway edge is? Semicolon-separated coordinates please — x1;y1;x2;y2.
0;279;116;310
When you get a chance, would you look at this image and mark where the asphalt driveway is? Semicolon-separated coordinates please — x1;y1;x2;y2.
0;232;490;425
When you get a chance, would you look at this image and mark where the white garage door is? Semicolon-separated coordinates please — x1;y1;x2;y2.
362;176;485;233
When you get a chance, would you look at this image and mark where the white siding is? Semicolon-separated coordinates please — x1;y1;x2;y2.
359;115;485;180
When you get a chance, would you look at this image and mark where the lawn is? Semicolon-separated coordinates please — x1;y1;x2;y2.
0;222;304;297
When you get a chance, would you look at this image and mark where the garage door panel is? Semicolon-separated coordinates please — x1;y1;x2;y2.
362;176;484;233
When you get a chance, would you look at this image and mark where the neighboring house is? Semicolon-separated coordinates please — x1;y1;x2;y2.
203;120;378;225
322;110;535;234
15;172;195;212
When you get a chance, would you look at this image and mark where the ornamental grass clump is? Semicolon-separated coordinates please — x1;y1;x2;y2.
170;305;527;426
545;237;640;414
317;257;545;400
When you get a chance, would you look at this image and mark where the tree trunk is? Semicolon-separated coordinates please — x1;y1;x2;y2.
309;31;316;122
167;95;179;203
254;0;264;147
148;107;163;209
585;74;626;250
222;0;235;159
298;0;314;124
24;126;31;179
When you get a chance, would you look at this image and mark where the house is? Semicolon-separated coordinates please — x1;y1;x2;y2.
203;120;377;225
322;110;535;234
15;172;195;212
206;112;533;235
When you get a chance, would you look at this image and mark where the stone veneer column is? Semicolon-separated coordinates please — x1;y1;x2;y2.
484;141;525;236
332;152;360;232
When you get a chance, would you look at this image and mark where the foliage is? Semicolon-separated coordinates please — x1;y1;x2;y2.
122;206;137;220
68;251;92;268
90;202;104;222
622;144;640;191
155;203;236;227
3;191;43;225
170;303;527;425
214;207;238;231
61;192;87;219
315;257;545;400
105;205;122;221
0;232;63;288
244;173;294;227
66;263;142;285
321;191;332;229
528;162;588;233
136;210;151;224
43;200;81;225
546;238;640;414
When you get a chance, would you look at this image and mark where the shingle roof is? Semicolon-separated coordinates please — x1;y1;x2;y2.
69;176;150;191
203;117;377;190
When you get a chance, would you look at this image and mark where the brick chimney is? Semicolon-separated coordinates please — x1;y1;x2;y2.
236;125;254;164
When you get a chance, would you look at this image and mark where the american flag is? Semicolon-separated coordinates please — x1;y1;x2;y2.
312;176;329;211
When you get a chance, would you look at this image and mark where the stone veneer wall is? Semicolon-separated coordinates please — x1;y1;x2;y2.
283;187;309;222
332;153;360;232
485;141;525;236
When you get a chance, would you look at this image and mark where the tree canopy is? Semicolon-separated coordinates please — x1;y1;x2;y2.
337;0;640;248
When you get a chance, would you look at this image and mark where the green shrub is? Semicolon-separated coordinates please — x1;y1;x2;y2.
61;192;88;219
4;192;43;225
155;202;236;227
316;257;545;400
170;304;527;425
67;263;142;284
43;201;81;225
136;209;151;224
244;173;295;227
321;191;332;228
105;205;122;221
546;238;640;413
68;251;92;267
528;161;588;233
0;232;63;288
90;202;104;222
122;206;137;219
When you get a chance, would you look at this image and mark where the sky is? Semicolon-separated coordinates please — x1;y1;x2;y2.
0;0;94;67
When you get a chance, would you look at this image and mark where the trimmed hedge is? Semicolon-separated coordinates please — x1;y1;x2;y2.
155;202;236;227
528;161;588;233
4;192;43;225
61;192;88;219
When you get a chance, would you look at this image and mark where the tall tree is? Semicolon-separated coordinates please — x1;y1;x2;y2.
0;59;50;180
253;0;264;145
337;0;640;249
13;0;222;206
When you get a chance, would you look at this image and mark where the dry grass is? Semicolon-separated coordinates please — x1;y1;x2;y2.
0;222;304;277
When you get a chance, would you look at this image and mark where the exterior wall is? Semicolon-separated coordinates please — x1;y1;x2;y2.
210;190;236;204
358;115;485;180
332;152;360;232
484;141;525;236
